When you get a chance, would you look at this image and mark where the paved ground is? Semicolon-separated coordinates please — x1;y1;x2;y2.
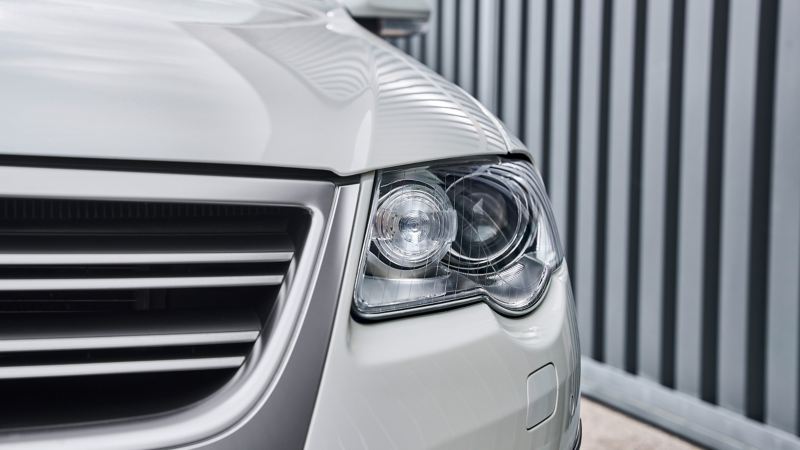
581;397;699;449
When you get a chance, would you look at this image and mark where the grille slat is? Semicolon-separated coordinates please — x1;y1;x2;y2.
0;310;262;352
0;234;294;265
0;252;293;265
0;196;308;428
0;357;245;380
0;274;284;291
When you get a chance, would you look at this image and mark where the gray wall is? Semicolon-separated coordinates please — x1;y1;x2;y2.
389;0;800;447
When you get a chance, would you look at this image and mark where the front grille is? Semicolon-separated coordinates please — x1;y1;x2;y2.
0;197;309;428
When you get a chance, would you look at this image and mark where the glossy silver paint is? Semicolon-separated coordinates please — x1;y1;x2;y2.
209;183;362;450
307;177;582;450
0;0;521;175
0;1;580;448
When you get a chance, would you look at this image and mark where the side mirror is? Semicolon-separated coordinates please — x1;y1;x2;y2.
342;0;430;37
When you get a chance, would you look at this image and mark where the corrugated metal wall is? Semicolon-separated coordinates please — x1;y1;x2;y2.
389;0;800;447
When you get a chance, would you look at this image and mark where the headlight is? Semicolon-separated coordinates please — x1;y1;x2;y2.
353;158;564;319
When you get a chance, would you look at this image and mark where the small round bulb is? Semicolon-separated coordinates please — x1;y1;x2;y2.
372;184;456;268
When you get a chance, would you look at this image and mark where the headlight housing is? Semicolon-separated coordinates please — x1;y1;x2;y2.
353;158;563;320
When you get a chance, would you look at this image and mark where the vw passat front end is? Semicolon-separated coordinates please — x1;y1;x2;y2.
0;0;581;448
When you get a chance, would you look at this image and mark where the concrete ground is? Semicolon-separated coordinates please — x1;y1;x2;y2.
580;397;699;449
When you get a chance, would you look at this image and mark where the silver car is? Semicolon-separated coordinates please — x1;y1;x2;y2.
0;0;581;448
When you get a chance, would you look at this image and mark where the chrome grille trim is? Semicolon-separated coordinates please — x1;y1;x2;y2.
0;164;342;448
0;310;262;352
0;357;246;380
0;251;294;265
0;331;259;353
0;274;285;291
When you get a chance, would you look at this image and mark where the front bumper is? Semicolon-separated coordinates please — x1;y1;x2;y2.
306;262;582;450
0;170;580;449
573;421;583;449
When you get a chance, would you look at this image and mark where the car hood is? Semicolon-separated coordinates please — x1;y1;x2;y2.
0;0;520;176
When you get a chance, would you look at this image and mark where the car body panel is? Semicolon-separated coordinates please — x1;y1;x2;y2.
307;264;582;450
0;0;519;176
0;1;579;448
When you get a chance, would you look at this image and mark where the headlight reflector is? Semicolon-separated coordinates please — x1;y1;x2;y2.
354;158;563;319
373;183;457;269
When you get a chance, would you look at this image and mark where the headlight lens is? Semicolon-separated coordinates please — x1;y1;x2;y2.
373;183;457;268
354;158;563;319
